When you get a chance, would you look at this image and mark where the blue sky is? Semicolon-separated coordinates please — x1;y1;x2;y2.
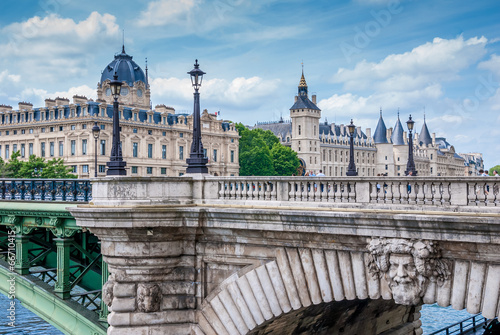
0;0;499;167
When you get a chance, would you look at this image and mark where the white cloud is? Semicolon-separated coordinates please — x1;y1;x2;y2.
0;12;119;82
136;0;197;27
15;85;96;108
151;75;280;108
334;35;488;92
0;70;21;83
478;54;500;77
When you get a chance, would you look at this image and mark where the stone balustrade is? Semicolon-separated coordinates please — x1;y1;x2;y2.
91;176;499;209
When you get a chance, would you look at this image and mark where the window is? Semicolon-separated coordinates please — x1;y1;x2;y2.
71;140;76;155
148;115;152;123
13;144;17;153
5;145;9;159
99;165;106;173
204;149;207;158
430;154;433;160
162;131;166;136
230;150;234;163
72;166;77;173
148;144;153;158
50;127;54;132
100;140;106;155
179;133;183;138
298;125;301;135
134;113;137;121
29;143;33;156
385;156;387;160
29;129;33;134
146;167;153;174
385;165;388;170
59;141;63;156
21;129;25;134
162;145;166;159
213;149;217;162
59;126;63;131
100;124;105;130
82;124;87;129
179;146;184;160
133;142;138;157
231;138;234;143
161;168;167;175
82;139;87;155
41;142;45;157
148;130;152;135
82;165;89;173
71;125;76;130
133;128;137;133
50;142;54;157
132;166;138;174
13;130;17;135
5;131;9;135
21;144;25;158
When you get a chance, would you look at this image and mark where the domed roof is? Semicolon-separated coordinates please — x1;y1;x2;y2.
100;46;147;87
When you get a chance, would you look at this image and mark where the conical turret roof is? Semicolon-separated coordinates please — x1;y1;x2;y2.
391;113;405;145
373;110;388;144
418;117;432;146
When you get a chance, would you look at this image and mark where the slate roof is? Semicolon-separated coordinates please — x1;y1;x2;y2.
289;95;320;111
100;46;147;87
256;122;292;139
391;115;405;145
373;112;388;144
418;120;432;146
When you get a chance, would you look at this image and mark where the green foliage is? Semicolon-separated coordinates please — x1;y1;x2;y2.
489;165;500;176
236;123;300;176
2;154;77;179
271;143;300;176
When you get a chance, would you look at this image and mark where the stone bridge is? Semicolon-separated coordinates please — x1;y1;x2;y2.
69;176;500;335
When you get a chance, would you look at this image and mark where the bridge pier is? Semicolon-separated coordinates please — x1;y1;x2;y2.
14;234;30;275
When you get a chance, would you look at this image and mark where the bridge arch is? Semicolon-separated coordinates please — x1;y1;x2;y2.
197;247;500;335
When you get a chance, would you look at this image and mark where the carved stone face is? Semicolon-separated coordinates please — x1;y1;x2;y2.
386;253;425;305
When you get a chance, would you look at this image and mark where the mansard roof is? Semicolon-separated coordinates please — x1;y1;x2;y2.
255;121;292;139
391;115;405;145
100;46;147;88
373;112;388;144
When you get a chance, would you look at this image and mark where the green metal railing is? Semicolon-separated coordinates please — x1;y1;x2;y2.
0;179;92;202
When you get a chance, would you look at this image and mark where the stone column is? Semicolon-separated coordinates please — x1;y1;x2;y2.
54;237;72;299
99;259;109;324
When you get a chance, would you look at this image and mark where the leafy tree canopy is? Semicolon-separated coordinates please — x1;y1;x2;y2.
236;123;300;176
1;152;77;179
488;165;500;176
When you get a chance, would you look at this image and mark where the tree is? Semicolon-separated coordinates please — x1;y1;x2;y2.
489;165;500;176
4;154;77;179
271;143;300;176
236;123;300;176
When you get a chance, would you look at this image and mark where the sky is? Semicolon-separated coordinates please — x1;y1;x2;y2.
0;0;499;167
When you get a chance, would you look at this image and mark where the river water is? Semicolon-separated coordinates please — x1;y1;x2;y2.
0;294;485;334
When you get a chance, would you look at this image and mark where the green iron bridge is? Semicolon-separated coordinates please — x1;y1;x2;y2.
0;179;107;335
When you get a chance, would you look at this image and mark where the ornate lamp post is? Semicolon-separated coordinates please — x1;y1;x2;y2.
106;72;127;176
186;60;208;174
405;114;417;176
92;122;100;177
346;119;358;176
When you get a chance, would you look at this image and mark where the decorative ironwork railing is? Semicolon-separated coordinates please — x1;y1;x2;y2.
428;313;488;335
0;179;91;202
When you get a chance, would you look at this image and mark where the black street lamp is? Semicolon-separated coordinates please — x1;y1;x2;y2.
186;60;208;174
346;119;358;176
106;72;127;176
92;122;100;177
405;114;417;176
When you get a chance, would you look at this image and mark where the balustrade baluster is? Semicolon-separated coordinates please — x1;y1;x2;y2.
348;182;356;202
385;181;393;204
442;183;451;205
467;182;477;206
416;182;425;205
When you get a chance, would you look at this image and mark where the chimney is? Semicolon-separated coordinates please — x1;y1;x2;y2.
73;95;88;104
432;133;436;146
403;131;407;144
18;102;33;111
366;127;371;139
312;94;317;104
0;104;13;113
55;97;69;106
294;95;298;102
387;127;393;141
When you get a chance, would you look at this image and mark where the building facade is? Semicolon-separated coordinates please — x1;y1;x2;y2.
257;72;470;177
0;47;240;178
257;72;377;176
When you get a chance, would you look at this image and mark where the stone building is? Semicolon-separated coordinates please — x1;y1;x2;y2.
459;152;485;176
257;71;468;177
256;71;377;176
0;47;240;178
373;113;465;176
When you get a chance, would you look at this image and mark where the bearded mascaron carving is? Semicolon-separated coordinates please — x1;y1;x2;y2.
102;276;115;307
366;238;450;305
137;283;162;313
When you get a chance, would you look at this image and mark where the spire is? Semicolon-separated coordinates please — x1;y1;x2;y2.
391;113;405;145
122;29;125;54
298;63;308;97
418;115;432;146
373;109;388;144
145;57;149;86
